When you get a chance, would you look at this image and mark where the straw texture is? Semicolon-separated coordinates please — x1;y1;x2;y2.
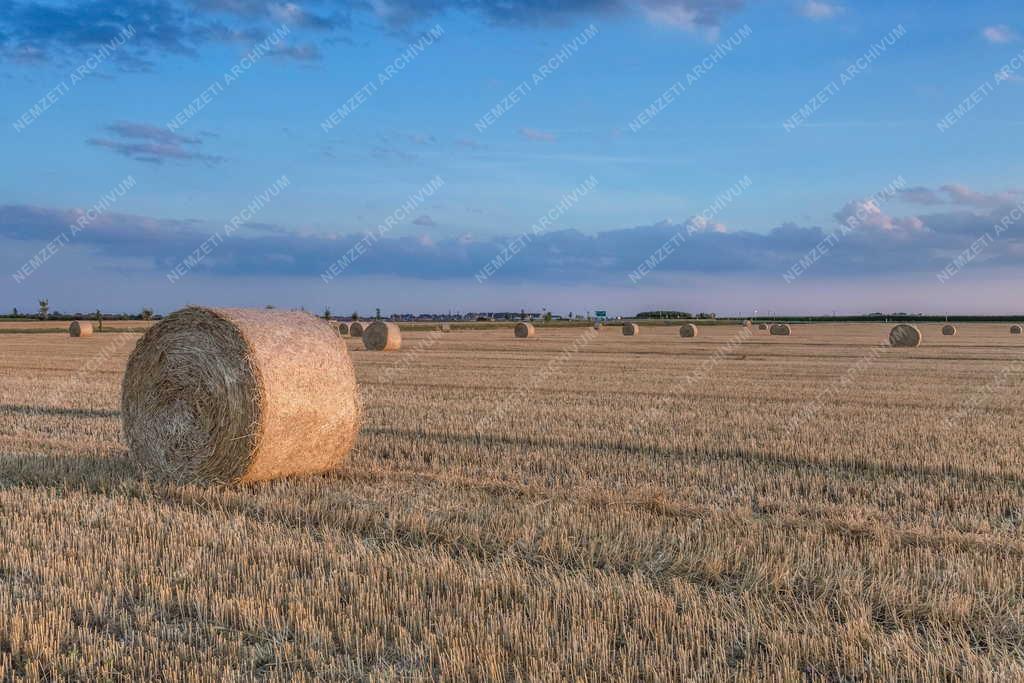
622;323;639;336
769;324;792;336
350;322;364;337
121;307;360;484
679;323;698;338
942;324;957;336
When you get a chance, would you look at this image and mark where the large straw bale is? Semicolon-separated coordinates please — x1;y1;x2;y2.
679;323;698;338
121;307;360;484
769;323;792;336
622;323;639;336
942;324;957;336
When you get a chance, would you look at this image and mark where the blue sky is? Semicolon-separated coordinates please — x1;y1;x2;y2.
2;0;1023;315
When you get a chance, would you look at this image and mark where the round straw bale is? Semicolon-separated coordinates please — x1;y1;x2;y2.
514;322;536;338
622;323;639;336
593;322;602;330
121;307;360;484
1012;325;1022;335
69;321;93;337
363;321;401;351
757;323;768;331
889;323;922;348
942;324;957;336
679;323;698;338
338;322;349;335
349;322;364;337
743;319;752;327
769;323;791;336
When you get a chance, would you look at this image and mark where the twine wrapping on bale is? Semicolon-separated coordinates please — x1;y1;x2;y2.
758;323;768;331
679;323;698;338
514;322;536;338
1012;325;1022;335
942;324;957;336
363;321;402;351
622;323;639;336
769;323;791;336
69;321;94;338
349;322;364;337
121;307;360;484
890;323;922;348
338;322;349;336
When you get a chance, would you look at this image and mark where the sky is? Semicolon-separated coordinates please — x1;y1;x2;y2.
1;0;1023;316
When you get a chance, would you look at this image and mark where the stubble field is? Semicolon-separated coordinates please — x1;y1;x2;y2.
1;322;1022;680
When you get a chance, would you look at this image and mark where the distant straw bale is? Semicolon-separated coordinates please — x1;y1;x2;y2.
350;322;364;337
514;322;536;338
622;323;639;336
769;323;792;336
363;321;402;351
679;323;698;338
890;324;922;348
69;321;93;337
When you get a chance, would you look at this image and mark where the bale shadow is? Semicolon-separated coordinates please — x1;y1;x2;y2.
0;403;120;420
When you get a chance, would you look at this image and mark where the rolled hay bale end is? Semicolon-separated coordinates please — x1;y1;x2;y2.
338;322;349;336
743;319;752;327
679;323;698;338
69;321;94;337
889;323;922;348
514;322;536;338
622;323;639;336
757;323;768;331
349;322;364;337
363;321;402;351
1012;325;1022;335
121;307;360;484
769;323;792;336
942;324;957;336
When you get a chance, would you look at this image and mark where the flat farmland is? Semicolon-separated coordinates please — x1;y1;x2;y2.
1;323;1022;680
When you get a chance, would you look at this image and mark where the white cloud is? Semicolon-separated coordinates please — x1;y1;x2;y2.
798;0;842;20
982;25;1017;44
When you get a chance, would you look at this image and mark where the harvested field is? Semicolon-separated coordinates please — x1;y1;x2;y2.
1;322;1023;680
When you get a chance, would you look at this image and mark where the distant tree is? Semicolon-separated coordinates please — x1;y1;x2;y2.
352;311;359;321
265;304;275;309
38;299;49;320
544;311;552;322
96;309;103;332
323;307;332;320
12;307;18;317
375;307;381;320
520;308;526;320
141;308;154;321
